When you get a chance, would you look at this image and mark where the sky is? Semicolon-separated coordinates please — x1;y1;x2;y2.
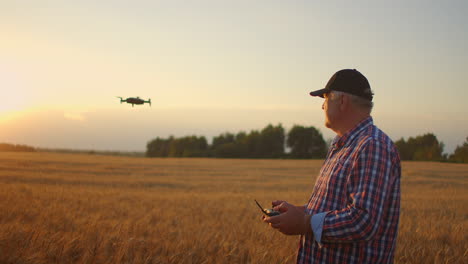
1;0;467;154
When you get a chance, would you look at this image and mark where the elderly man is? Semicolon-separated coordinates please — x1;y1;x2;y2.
264;69;401;263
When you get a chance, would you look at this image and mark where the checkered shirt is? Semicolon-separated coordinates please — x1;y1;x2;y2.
297;117;401;264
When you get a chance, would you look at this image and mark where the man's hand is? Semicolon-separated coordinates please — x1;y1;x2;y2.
272;200;306;212
263;201;312;236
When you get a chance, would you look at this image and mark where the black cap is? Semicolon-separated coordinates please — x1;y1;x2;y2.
310;69;373;101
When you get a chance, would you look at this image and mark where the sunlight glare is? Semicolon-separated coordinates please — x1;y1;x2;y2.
0;66;30;114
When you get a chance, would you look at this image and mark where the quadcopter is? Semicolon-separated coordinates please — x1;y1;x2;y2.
117;96;151;107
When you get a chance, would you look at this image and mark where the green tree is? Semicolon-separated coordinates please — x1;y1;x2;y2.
244;130;262;158
168;136;208;157
211;133;235;149
257;124;285;158
210;125;285;158
395;133;444;161
395;138;412;160
449;137;468;163
213;142;247;158
147;136;208;157
0;143;35;152
287;125;327;159
181;136;208;157
146;137;171;157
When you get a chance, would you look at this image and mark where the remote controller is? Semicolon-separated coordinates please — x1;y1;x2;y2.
255;199;280;216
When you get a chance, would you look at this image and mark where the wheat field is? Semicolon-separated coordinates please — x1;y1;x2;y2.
0;152;466;263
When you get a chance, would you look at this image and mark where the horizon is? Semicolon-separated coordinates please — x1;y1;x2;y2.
1;106;464;155
1;1;467;154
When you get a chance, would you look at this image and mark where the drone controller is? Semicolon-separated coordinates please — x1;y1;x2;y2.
255;199;280;216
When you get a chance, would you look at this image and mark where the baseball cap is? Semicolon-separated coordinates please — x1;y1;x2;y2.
310;69;373;101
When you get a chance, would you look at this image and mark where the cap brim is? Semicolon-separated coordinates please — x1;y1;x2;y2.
309;88;330;98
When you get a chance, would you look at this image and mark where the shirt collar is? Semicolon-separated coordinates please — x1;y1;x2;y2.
332;116;373;149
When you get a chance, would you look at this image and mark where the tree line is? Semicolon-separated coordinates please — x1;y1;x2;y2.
0;143;36;152
147;127;468;163
1;130;466;163
395;134;467;163
146;124;327;159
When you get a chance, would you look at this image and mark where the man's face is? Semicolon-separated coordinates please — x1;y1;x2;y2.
322;92;341;130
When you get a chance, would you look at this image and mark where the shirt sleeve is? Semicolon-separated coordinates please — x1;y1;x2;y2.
321;138;398;243
311;212;328;244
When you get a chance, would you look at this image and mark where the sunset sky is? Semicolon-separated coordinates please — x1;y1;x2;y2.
1;0;467;153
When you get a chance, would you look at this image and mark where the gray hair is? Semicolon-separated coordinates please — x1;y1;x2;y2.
330;91;374;113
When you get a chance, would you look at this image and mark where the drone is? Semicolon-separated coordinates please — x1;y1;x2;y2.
117;97;151;107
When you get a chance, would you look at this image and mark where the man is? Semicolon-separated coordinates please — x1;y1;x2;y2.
264;69;401;263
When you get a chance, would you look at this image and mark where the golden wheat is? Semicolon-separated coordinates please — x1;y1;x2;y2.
0;152;466;263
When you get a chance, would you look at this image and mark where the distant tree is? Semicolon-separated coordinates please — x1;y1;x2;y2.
395;138;412;160
258;124;285;158
243;131;256;157
183;136;208;157
168;136;208;157
146;136;208;157
448;137;468;163
211;133;235;156
0;143;36;152
146;137;171;157
212;131;249;158
395;133;445;161
287;125;327;159
213;142;245;158
211;133;235;149
209;125;285;158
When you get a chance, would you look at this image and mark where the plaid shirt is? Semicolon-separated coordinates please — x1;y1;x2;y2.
297;117;401;264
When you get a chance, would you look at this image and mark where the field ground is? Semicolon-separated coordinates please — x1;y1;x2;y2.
0;152;467;263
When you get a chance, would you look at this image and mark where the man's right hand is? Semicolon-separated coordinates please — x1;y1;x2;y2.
264;201;312;235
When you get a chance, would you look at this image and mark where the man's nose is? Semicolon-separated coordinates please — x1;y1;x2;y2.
322;102;325;110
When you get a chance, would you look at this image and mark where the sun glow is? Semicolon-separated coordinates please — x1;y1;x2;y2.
0;100;27;115
0;64;32;114
0;108;28;124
